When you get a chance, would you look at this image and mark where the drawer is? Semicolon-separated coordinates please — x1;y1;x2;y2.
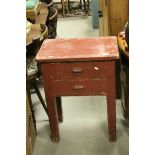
44;61;111;80
50;79;107;96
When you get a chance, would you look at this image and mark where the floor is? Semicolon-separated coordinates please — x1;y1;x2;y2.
32;16;129;155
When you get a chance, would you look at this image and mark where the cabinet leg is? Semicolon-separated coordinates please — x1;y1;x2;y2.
56;97;63;123
107;92;116;142
47;96;60;143
106;62;116;142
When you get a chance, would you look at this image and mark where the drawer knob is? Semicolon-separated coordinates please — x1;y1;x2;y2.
72;85;84;91
72;67;83;73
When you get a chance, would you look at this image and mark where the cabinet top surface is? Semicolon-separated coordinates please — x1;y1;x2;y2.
36;37;119;62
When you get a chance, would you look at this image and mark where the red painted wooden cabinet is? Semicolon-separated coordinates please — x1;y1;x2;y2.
36;37;119;143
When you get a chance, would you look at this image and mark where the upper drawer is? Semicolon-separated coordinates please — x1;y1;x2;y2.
42;61;111;80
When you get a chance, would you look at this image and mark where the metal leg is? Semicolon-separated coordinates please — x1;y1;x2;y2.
68;0;71;12
83;0;86;13
61;0;65;17
87;0;90;15
79;0;82;9
65;0;70;14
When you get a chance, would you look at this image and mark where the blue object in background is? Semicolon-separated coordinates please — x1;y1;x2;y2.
91;0;99;29
26;0;39;9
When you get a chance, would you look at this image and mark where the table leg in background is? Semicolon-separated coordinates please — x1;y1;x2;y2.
56;97;63;123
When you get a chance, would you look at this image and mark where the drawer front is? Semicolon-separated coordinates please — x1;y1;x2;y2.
45;62;111;80
50;79;107;96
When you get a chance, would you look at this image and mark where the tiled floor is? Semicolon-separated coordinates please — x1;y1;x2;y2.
32;16;129;155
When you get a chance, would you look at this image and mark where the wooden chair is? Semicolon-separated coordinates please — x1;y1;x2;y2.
32;24;48;54
26;24;48;128
39;0;54;7
82;0;90;14
26;56;48;129
26;23;63;128
26;24;48;55
46;7;58;39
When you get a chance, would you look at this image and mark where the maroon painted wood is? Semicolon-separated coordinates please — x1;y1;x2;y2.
36;37;119;143
36;37;119;62
41;61;111;80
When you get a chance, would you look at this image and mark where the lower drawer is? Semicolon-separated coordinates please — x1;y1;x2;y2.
50;79;107;96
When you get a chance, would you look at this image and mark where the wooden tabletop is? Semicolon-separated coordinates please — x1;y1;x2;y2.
26;24;42;46
35;2;49;25
36;37;119;62
117;32;129;59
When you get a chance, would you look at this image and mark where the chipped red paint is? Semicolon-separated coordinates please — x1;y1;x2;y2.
36;37;119;62
36;36;119;143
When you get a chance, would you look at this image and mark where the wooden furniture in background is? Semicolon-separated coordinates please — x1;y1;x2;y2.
46;7;58;39
35;2;49;24
98;0;128;99
27;2;49;24
26;23;48;59
36;37;119;143
117;32;129;119
26;95;37;155
26;24;42;46
26;23;49;131
26;4;50;152
26;0;41;23
98;0;129;36
53;0;90;17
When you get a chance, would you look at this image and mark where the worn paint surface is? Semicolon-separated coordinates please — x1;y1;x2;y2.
36;37;119;142
36;37;119;62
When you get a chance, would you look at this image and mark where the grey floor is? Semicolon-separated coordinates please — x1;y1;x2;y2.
32;16;129;155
